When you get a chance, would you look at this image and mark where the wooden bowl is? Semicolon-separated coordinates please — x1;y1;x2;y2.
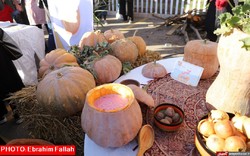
153;103;184;131
195;113;235;156
120;79;140;87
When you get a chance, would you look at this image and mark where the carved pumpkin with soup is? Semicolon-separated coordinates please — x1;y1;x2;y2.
81;83;143;147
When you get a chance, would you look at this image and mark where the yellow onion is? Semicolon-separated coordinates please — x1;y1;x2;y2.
243;118;250;139
224;136;247;152
198;119;215;137
214;120;235;139
234;130;247;143
206;134;225;153
247;141;250;151
209;110;229;123
231;112;248;132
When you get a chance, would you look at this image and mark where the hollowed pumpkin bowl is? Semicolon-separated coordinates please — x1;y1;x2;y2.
153;103;184;131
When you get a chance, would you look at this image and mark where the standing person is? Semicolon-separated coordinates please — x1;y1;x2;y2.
205;0;235;41
38;0;56;53
4;0;29;24
24;0;46;29
94;0;108;25
13;0;30;24
0;28;24;125
119;0;134;23
0;0;14;22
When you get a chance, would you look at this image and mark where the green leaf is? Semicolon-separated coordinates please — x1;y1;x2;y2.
214;25;232;35
242;22;250;34
240;37;250;51
122;62;133;74
218;13;232;25
242;4;250;11
227;16;241;27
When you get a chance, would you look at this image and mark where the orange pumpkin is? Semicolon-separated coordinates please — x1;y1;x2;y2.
79;31;98;49
183;39;218;79
142;61;167;78
95;30;108;43
93;54;122;84
110;38;138;63
36;66;96;117
81;83;142;148
127;36;147;56
103;29;125;43
38;49;79;78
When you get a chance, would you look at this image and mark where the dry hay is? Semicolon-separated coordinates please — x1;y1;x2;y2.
6;86;84;156
132;50;162;68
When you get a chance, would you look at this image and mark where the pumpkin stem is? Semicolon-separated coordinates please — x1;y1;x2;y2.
203;39;207;44
56;72;63;79
49;65;55;70
133;30;138;37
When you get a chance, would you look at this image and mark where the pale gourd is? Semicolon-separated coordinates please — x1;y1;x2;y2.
206;29;250;116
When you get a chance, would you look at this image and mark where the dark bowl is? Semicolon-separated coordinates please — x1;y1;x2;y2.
195;112;235;156
153;103;184;131
120;79;140;87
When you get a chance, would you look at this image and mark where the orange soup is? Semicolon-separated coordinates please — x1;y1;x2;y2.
94;94;128;111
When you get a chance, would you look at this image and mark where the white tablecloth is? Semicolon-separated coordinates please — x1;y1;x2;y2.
84;57;183;156
2;23;45;86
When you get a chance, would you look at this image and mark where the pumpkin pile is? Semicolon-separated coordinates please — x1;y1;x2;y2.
34;29;159;122
37;48;96;118
8;28;161;155
68;29;162;85
197;110;250;153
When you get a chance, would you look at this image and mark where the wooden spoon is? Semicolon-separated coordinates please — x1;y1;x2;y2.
137;124;155;156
